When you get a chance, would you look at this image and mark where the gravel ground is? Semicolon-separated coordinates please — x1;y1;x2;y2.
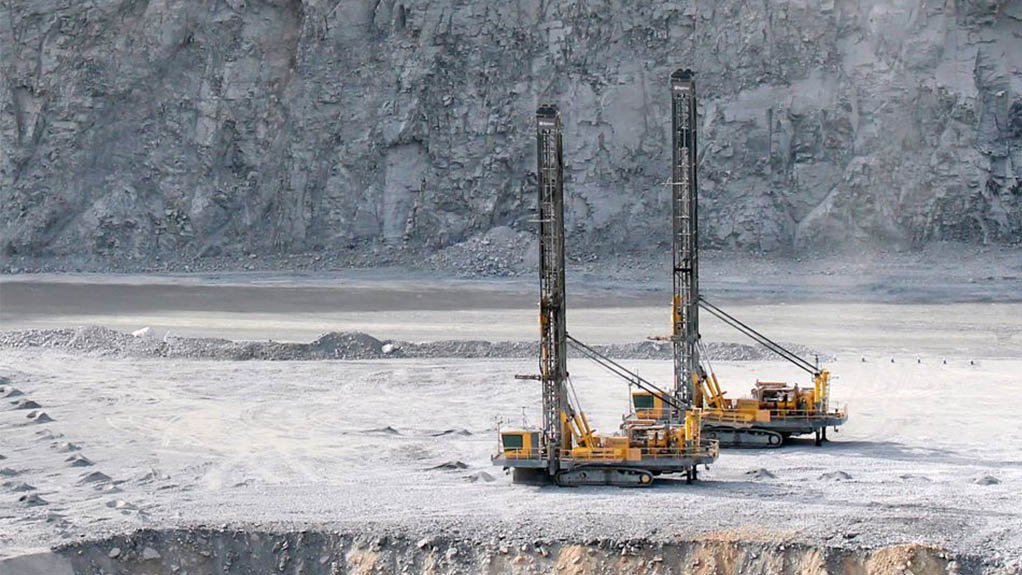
0;349;1019;567
0;273;1020;573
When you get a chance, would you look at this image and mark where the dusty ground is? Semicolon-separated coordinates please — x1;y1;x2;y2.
0;267;1020;572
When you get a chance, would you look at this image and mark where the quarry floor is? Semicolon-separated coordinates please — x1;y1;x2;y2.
0;263;1020;573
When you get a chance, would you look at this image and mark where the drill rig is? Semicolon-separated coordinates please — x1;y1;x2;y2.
492;105;718;486
629;69;847;448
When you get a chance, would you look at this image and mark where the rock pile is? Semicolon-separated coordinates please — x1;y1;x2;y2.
0;326;829;363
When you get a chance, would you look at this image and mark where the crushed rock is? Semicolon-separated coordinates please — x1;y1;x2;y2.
819;471;852;481
26;410;53;423
18;494;47;506
745;468;776;480
78;471;112;484
429;461;469;471
431;428;473;437
105;499;137;510
3;481;36;492
66;455;94;467
364;426;401;435
11;398;41;410
465;471;496;483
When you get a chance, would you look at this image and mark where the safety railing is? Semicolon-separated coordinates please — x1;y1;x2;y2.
702;410;755;424
558;444;719;462
495;442;721;463
763;408;848;421
495;449;545;461
703;407;847;423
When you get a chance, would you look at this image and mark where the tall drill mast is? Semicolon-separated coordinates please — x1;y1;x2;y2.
671;69;700;409
536;105;569;475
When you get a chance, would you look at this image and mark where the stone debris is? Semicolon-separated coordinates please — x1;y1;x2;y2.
745;469;776;480
431;428;473;437
66;455;94;467
899;474;932;482
18;494;47;506
105;499;137;511
429;461;469;471
11;399;41;410
78;471;112;484
26;411;54;423
465;471;496;483
819;471;852;481
3;481;36;492
365;426;402;435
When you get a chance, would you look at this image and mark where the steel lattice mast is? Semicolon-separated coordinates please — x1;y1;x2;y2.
670;69;701;410
536;105;569;475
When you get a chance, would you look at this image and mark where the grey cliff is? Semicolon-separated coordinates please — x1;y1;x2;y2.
1;0;1020;271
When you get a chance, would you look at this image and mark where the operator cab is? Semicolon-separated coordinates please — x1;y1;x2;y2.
499;429;540;458
631;390;669;420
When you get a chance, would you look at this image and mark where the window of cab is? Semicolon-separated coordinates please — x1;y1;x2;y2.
633;394;655;409
502;434;525;449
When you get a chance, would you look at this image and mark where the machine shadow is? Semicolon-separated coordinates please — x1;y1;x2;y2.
787;439;1022;469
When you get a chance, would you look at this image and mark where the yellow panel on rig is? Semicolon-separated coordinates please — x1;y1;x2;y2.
602;436;629;449
735;399;760;411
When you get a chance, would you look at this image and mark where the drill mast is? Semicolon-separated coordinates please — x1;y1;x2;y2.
671;69;701;409
536;105;569;474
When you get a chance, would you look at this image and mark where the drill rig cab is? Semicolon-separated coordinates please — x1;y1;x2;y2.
492;104;718;487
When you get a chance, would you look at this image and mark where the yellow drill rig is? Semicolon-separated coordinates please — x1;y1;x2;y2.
629;69;847;448
492;105;718;486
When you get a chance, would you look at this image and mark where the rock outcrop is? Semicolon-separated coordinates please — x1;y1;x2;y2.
2;0;1020;268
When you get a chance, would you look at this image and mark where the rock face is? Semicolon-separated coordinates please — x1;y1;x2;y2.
1;0;1020;267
